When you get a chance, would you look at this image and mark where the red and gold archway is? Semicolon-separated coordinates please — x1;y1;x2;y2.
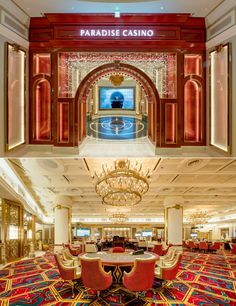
74;62;160;146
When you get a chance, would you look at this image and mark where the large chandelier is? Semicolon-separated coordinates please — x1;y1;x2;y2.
93;160;151;206
109;213;128;224
188;211;209;226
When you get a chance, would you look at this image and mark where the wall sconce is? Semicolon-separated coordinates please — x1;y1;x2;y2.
114;9;120;18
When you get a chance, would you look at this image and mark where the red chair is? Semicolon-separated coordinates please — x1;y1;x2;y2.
199;242;208;253
123;258;156;298
182;241;189;249
112;246;125;253
230;244;236;255
155;253;182;286
152;244;163;256
162;246;170;255
188;241;199;252
54;254;81;298
209;242;221;253
80;257;112;299
68;244;81;256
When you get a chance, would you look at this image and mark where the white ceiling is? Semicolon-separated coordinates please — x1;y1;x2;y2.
8;158;236;222
13;0;224;17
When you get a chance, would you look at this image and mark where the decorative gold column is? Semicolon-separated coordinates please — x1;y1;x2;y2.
54;196;72;246
164;197;183;245
2;199;24;262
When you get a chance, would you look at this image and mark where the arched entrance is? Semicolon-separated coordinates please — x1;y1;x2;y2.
74;62;160;147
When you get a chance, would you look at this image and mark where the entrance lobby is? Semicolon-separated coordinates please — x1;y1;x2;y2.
0;0;236;305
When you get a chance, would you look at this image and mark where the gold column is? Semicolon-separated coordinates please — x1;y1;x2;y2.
2;199;24;262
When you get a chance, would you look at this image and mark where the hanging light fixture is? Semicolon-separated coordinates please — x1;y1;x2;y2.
187;211;209;227
93;160;151;206
109;213;128;224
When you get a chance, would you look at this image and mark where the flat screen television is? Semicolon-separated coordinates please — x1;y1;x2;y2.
76;228;90;237
99;87;135;110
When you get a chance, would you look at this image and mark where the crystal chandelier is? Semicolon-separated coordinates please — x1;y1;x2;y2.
188;211;209;226
109;213;128;224
93;160;151;206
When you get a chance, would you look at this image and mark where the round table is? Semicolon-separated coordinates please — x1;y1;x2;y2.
80;251;158;283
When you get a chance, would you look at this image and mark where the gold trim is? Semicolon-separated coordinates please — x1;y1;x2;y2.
209;43;231;155
5;43;26;152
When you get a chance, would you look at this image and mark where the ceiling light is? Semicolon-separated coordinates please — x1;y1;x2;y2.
93;159;151;206
187;211;209;226
109;213;128;224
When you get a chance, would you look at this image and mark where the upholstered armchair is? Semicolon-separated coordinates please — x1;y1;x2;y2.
209;242;221;253
85;243;98;253
182;241;189;249
152;244;163;256
54;253;81;298
62;248;80;267
188;241;199;252
155;253;182;286
80;257;112;299
158;248;177;266
68;244;81;256
112;246;125;253
123;258;156;298
230;243;236;255
199;241;208;252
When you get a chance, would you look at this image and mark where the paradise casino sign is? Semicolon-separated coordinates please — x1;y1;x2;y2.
79;27;155;38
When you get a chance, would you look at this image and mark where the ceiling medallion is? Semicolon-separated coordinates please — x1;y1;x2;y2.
109;213;128;224
109;74;124;86
93;160;151;206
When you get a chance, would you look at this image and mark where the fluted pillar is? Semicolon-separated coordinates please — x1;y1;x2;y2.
54;196;72;245
164;197;183;245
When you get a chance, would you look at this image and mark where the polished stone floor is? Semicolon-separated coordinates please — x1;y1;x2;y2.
87;116;147;140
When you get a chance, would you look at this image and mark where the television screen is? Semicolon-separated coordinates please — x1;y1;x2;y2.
76;228;90;237
99;87;135;110
142;231;152;237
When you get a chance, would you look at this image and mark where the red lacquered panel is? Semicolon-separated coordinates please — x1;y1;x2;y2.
34;79;51;141
165;103;177;144
33;53;51;76
184;54;202;77
184;80;202;142
58;103;69;143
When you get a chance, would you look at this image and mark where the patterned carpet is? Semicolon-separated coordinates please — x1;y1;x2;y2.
0;251;236;305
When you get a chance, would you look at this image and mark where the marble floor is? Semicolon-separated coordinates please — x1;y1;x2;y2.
2;137;226;157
